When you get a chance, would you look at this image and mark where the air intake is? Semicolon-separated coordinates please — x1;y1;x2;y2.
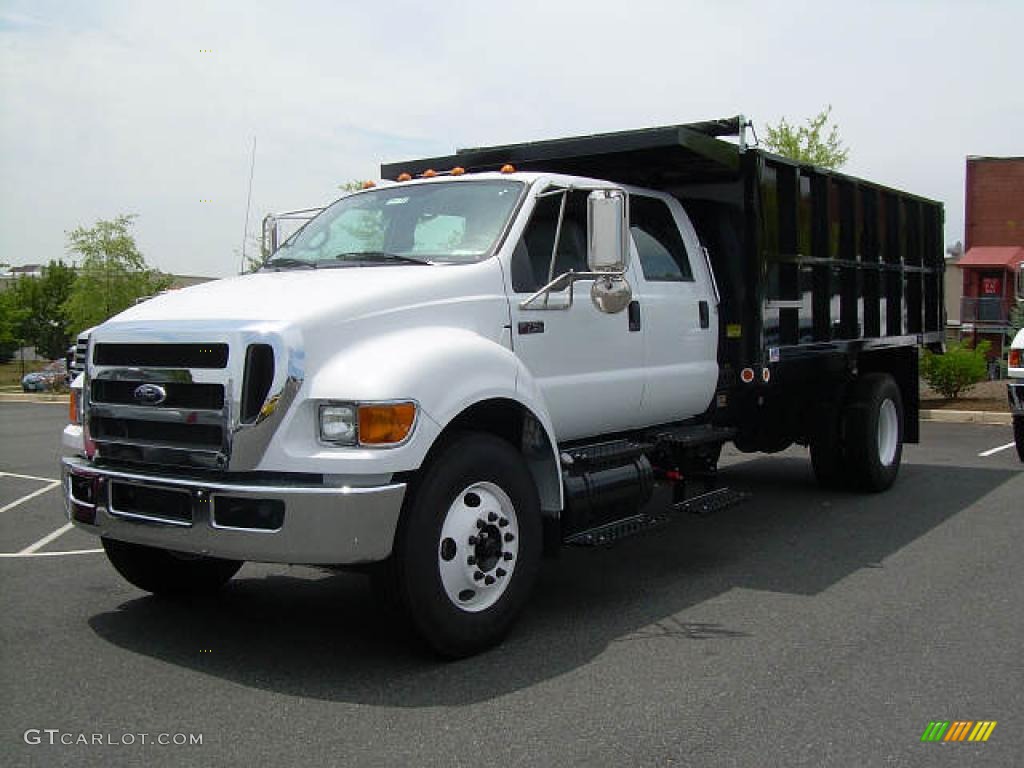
240;344;275;423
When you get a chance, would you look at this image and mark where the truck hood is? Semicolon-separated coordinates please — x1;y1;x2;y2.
106;262;507;331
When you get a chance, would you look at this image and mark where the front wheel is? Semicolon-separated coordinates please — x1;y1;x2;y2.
1014;415;1024;463
102;538;242;596
388;433;542;658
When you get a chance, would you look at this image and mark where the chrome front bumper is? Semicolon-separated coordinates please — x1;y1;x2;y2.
61;457;406;565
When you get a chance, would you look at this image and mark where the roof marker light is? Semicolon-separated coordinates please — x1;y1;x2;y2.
500;164;516;174
422;169;437;178
397;172;412;182
451;166;466;176
361;180;376;189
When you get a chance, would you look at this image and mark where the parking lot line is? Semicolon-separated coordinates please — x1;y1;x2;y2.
0;481;60;514
0;548;102;558
19;522;74;555
978;442;1016;458
0;470;59;483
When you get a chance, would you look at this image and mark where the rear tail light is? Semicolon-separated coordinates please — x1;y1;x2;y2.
1009;349;1022;368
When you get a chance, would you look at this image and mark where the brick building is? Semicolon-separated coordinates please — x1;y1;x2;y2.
956;156;1024;358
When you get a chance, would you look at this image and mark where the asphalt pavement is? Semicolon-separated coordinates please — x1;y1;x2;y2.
1;402;1021;767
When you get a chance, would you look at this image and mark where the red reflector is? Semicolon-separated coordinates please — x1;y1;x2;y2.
740;368;755;384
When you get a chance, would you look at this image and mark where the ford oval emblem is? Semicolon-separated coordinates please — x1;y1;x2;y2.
133;383;167;405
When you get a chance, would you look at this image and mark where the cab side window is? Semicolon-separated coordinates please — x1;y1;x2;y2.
630;196;693;282
511;190;589;293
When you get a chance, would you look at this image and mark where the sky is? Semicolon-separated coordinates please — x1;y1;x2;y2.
1;0;1020;278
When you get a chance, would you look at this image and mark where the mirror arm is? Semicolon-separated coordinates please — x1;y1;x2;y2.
518;269;627;311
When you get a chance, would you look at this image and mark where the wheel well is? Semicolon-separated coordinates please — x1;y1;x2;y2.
428;399;562;517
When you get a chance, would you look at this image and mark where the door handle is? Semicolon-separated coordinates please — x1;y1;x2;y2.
628;300;641;332
698;300;710;329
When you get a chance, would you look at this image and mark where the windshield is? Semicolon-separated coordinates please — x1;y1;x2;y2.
266;180;524;268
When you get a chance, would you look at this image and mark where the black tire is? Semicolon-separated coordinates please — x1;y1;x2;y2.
102;538;242;596
1014;415;1024;463
809;406;847;489
843;373;904;492
388;432;542;658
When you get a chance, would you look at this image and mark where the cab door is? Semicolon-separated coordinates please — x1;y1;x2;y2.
505;186;644;442
629;194;719;424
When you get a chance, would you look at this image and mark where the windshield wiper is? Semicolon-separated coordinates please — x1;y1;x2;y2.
320;251;433;266
263;256;316;270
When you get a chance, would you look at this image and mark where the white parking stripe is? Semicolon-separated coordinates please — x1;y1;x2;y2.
0;481;61;514
19;522;73;555
0;549;102;558
978;442;1016;458
0;471;60;483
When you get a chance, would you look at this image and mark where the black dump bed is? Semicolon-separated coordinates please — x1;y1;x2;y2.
382;117;945;375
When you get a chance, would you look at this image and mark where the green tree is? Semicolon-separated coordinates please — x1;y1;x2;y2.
0;289;26;363
8;261;77;359
63;215;173;334
763;105;850;169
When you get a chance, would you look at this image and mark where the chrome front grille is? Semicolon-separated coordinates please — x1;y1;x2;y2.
72;333;89;378
87;342;233;470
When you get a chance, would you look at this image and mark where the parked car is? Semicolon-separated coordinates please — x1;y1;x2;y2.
21;360;67;392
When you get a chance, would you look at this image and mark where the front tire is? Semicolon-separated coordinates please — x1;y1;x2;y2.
389;433;542;658
843;373;904;492
102;538;242;596
1014;415;1024;463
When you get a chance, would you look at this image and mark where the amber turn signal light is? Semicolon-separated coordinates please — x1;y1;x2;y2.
69;388;80;426
358;403;416;445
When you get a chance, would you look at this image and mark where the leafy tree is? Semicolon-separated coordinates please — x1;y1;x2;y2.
7;261;77;359
920;340;991;399
763;105;850;169
63;215;173;334
0;289;25;363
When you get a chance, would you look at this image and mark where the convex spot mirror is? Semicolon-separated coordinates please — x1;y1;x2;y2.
587;189;628;272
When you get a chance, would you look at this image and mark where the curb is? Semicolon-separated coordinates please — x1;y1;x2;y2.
921;409;1012;426
0;393;69;404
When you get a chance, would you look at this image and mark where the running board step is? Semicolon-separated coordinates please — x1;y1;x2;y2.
560;439;653;470
564;487;748;546
673;487;749;517
646;424;737;449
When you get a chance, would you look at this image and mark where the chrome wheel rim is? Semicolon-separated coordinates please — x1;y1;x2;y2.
877;398;899;467
438;482;519;613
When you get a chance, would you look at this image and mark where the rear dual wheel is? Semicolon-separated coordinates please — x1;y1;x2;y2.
810;373;904;492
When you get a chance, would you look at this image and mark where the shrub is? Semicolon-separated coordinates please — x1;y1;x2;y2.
920;340;991;399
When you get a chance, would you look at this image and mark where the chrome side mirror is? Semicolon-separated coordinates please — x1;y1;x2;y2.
587;190;628;272
262;214;278;256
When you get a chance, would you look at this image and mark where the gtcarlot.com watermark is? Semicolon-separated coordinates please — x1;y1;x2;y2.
24;729;202;747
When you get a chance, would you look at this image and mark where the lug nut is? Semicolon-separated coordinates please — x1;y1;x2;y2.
503;552;513;561
484;575;495;585
476;519;485;529
498;517;509;527
504;532;515;542
467;556;476;565
473;571;484;581
496;568;506;578
488;512;498;522
468;536;477;546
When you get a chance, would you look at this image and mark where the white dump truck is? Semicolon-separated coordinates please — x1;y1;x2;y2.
62;118;946;656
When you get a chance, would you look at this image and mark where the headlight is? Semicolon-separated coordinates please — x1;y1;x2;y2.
319;404;357;445
318;401;417;447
